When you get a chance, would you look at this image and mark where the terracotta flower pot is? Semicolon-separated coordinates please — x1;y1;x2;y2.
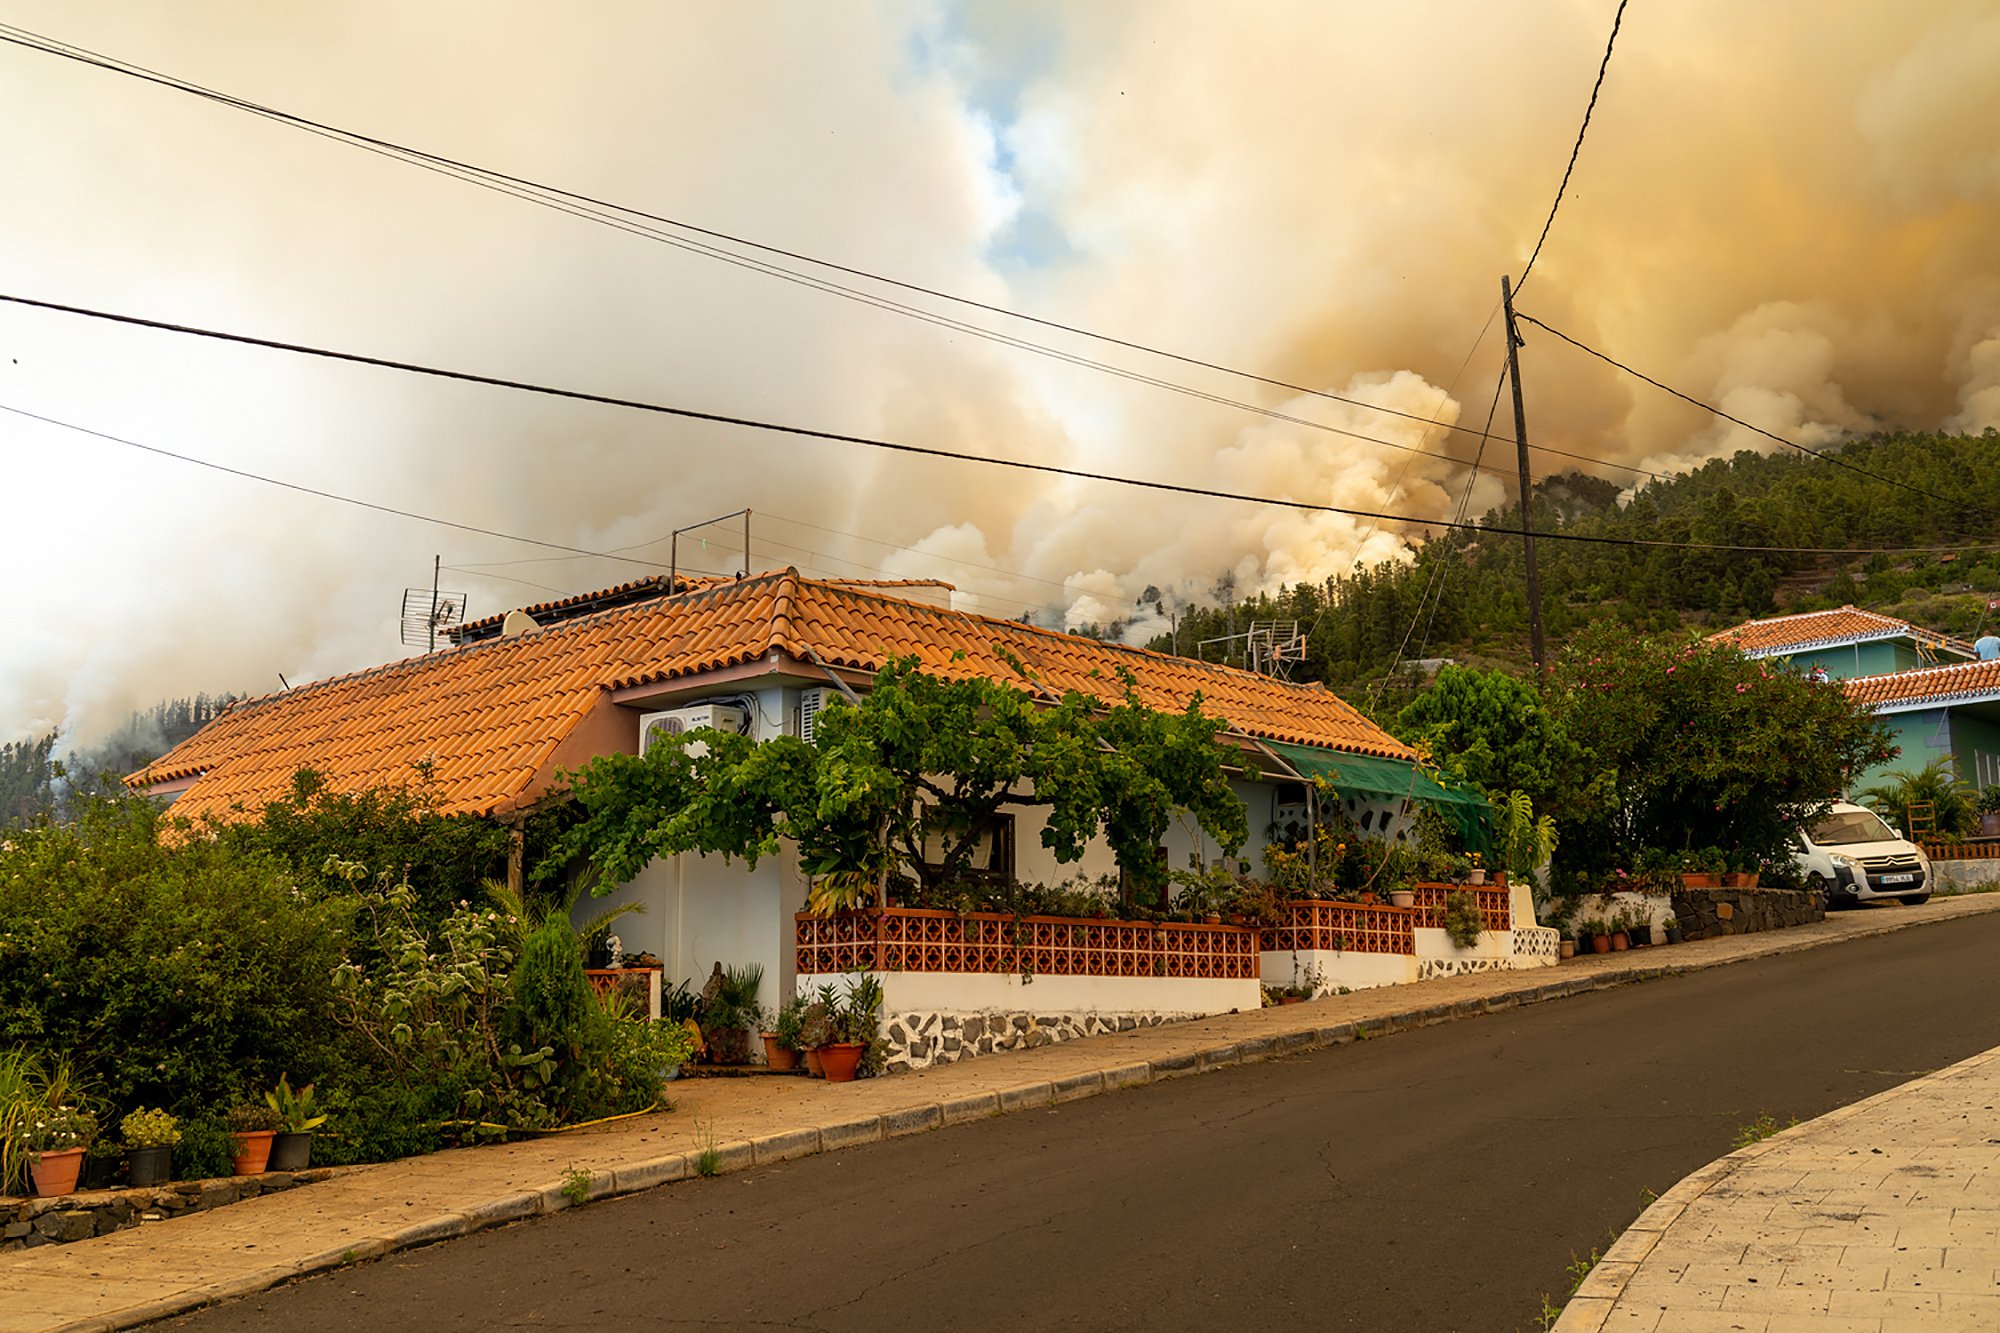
30;1147;85;1197
762;1033;799;1072
819;1042;865;1083
1558;939;1576;960
1610;931;1630;952
1680;872;1720;889
803;1046;825;1078
1591;934;1611;955
231;1129;276;1176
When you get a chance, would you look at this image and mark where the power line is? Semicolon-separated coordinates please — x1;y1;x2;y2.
0;22;1673;485
5;290;1996;558
0;400;722;577
1516;0;1631;291
1514;311;1982;514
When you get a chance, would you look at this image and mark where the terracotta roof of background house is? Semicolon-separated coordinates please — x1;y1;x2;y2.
132;570;1410;824
1708;606;1924;655
1843;659;2000;710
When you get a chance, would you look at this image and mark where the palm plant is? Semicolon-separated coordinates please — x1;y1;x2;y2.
1859;757;1974;838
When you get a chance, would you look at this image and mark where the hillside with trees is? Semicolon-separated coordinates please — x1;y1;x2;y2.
0;694;238;828
1142;429;2000;711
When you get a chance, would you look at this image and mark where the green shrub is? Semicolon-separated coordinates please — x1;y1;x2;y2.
174;1113;235;1180
0;795;349;1121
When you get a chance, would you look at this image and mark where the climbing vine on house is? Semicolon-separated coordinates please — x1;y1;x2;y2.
557;659;1247;905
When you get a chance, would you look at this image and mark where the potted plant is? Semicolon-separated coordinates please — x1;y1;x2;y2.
121;1107;179;1186
1608;907;1630;952
821;975;882;1083
227;1102;283;1175
1466;852;1486;885
1585;918;1611;954
1664;914;1684;945
763;997;806;1072
80;1136;126;1190
1680;848;1725;889
25;1104;97;1197
265;1075;326;1171
699;962;764;1066
797;991;837;1078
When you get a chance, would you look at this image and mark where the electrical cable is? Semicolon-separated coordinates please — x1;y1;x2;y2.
0;400;725;577
0;22;1674;485
4;291;1996;557
1516;0;1630;292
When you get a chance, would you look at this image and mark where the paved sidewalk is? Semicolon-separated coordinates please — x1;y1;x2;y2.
5;895;1998;1333
1557;1041;2000;1332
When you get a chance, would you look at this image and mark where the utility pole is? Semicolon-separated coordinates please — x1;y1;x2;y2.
1501;275;1548;672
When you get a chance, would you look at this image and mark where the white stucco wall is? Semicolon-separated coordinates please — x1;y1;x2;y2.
1261;948;1415;994
796;969;1259;1018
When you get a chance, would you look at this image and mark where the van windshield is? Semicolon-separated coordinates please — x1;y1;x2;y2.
1809;809;1897;846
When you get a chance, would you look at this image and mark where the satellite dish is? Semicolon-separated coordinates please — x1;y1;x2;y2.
401;586;469;650
501;609;540;638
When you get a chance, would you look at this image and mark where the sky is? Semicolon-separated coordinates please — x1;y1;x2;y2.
2;1;1998;747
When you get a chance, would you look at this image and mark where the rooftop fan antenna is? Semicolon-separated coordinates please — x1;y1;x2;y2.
401;555;469;651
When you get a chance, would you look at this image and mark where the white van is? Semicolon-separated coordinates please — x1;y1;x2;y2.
1796;801;1931;907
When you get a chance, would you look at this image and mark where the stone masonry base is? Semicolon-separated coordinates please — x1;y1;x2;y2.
1;1169;333;1251
882;1010;1191;1073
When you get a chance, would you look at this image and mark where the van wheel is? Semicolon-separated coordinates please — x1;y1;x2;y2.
1806;872;1833;908
1900;893;1930;906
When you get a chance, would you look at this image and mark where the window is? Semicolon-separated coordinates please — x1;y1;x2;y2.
920;812;1015;882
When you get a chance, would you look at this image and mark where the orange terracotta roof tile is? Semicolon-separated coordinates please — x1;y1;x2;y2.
1843;658;2000;710
134;569;1410;824
1708;606;1922;655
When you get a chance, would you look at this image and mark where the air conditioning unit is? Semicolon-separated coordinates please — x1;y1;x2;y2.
639;704;750;757
798;686;843;744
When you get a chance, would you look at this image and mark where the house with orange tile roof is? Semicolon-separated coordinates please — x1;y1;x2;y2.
1841;659;2000;795
1710;607;1999;796
1707;605;1976;679
132;570;1514;1038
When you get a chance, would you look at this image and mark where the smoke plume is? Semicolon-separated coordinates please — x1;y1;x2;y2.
1;0;1995;746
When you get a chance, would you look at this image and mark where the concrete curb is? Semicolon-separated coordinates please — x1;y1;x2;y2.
1552;1040;2000;1330
33;893;2000;1333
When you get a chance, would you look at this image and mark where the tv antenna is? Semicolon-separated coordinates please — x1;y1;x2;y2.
401;556;469;652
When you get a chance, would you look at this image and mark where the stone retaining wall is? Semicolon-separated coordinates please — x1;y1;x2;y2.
881;1010;1185;1073
1;1169;332;1251
1670;886;1822;941
1932;858;2000;893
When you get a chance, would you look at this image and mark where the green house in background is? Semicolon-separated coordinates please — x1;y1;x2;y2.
1842;661;2000;795
1709;606;1976;681
1712;607;1998;795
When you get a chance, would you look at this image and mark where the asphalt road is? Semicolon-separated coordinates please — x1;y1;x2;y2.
172;907;2000;1333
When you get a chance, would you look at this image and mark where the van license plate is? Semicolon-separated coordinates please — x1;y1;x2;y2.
1879;873;1914;884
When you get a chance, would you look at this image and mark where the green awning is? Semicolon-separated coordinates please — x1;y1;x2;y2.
1265;741;1496;854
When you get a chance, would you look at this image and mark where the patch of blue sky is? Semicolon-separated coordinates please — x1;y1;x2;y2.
909;0;1075;271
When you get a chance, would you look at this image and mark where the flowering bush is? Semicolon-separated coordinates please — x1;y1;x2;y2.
1545;625;1894;876
23;1104;97;1154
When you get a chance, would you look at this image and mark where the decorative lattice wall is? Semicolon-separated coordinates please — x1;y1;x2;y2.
1259;899;1416;955
796;909;1260;980
1409;883;1512;932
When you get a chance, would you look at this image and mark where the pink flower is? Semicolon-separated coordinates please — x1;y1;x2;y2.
1736;683;1748;693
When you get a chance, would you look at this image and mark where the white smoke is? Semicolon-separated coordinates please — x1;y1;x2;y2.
1;0;1997;745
